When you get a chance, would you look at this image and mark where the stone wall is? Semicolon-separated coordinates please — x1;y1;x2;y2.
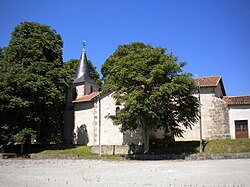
207;97;230;139
176;91;230;141
90;145;143;155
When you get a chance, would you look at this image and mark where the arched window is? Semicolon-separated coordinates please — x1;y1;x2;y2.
115;107;120;117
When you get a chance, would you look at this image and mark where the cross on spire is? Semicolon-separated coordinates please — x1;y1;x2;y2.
82;40;86;50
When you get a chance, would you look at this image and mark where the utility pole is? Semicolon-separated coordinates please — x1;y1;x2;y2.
198;81;203;153
98;88;102;158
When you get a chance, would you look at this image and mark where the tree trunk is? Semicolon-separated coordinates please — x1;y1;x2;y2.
144;129;149;153
21;144;24;154
142;119;149;153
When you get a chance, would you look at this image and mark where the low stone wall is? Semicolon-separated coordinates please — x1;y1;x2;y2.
2;152;250;160
127;154;186;160
186;152;250;160
29;154;79;159
127;152;250;160
89;145;143;155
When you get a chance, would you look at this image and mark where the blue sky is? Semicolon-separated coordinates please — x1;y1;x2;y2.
1;0;250;96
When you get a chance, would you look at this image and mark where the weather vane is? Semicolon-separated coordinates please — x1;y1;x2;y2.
82;40;86;50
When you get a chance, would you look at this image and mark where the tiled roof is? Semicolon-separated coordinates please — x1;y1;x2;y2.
72;92;99;103
223;95;250;105
193;76;221;87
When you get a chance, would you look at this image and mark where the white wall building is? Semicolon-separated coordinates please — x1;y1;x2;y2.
63;47;250;147
223;96;250;139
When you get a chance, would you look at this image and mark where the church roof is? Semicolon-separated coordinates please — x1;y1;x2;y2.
72;48;99;86
72;91;99;103
223;95;250;105
193;76;226;96
193;76;221;87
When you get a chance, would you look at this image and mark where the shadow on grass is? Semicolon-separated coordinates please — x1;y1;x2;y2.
2;144;77;154
148;141;206;155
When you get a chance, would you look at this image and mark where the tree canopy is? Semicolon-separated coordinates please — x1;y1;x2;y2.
101;42;199;152
0;22;101;147
5;22;63;68
0;22;67;145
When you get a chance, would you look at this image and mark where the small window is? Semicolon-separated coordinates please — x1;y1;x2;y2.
115;107;120;117
90;86;93;93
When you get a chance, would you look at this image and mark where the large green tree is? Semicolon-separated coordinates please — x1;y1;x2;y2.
0;22;68;145
101;42;199;152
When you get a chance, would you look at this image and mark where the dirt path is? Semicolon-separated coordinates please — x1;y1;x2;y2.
0;159;249;187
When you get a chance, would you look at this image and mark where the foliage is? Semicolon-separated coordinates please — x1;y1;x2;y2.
5;22;63;68
0;22;68;145
0;47;6;58
13;128;36;144
101;42;199;152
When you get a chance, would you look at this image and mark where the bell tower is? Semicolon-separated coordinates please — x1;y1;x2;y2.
72;42;100;98
63;42;99;144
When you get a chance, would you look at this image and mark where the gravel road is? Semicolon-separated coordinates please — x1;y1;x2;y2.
0;158;249;187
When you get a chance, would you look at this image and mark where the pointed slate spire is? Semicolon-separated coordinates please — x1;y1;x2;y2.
73;45;98;86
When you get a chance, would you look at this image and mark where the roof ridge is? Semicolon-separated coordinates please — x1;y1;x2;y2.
223;95;250;105
193;75;221;79
223;95;250;98
215;76;222;86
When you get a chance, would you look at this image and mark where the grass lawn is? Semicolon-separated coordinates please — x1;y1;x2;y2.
2;139;250;157
36;139;250;156
203;139;250;154
38;144;125;158
39;144;97;157
149;139;250;155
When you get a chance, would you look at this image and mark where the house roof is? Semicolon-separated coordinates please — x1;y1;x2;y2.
222;95;250;105
193;76;226;96
72;92;99;103
193;76;221;87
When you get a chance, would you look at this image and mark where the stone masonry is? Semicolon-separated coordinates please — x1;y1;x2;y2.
207;97;230;139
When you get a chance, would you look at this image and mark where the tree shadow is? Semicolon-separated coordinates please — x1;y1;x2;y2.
123;130;142;145
149;141;206;155
75;124;89;145
122;130;144;154
2;143;78;154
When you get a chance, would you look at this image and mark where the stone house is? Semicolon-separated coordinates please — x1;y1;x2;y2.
63;47;250;147
176;76;250;141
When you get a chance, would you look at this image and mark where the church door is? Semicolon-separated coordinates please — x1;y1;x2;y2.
235;120;249;139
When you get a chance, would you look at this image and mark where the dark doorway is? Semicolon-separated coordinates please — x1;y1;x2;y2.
235;120;248;139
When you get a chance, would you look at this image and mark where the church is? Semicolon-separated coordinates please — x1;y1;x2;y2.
64;46;250;152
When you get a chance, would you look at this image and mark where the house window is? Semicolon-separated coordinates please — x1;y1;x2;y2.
235;120;248;139
90;86;93;93
115;107;120;117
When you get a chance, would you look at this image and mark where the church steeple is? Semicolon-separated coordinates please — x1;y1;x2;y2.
72;42;99;98
73;44;98;87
